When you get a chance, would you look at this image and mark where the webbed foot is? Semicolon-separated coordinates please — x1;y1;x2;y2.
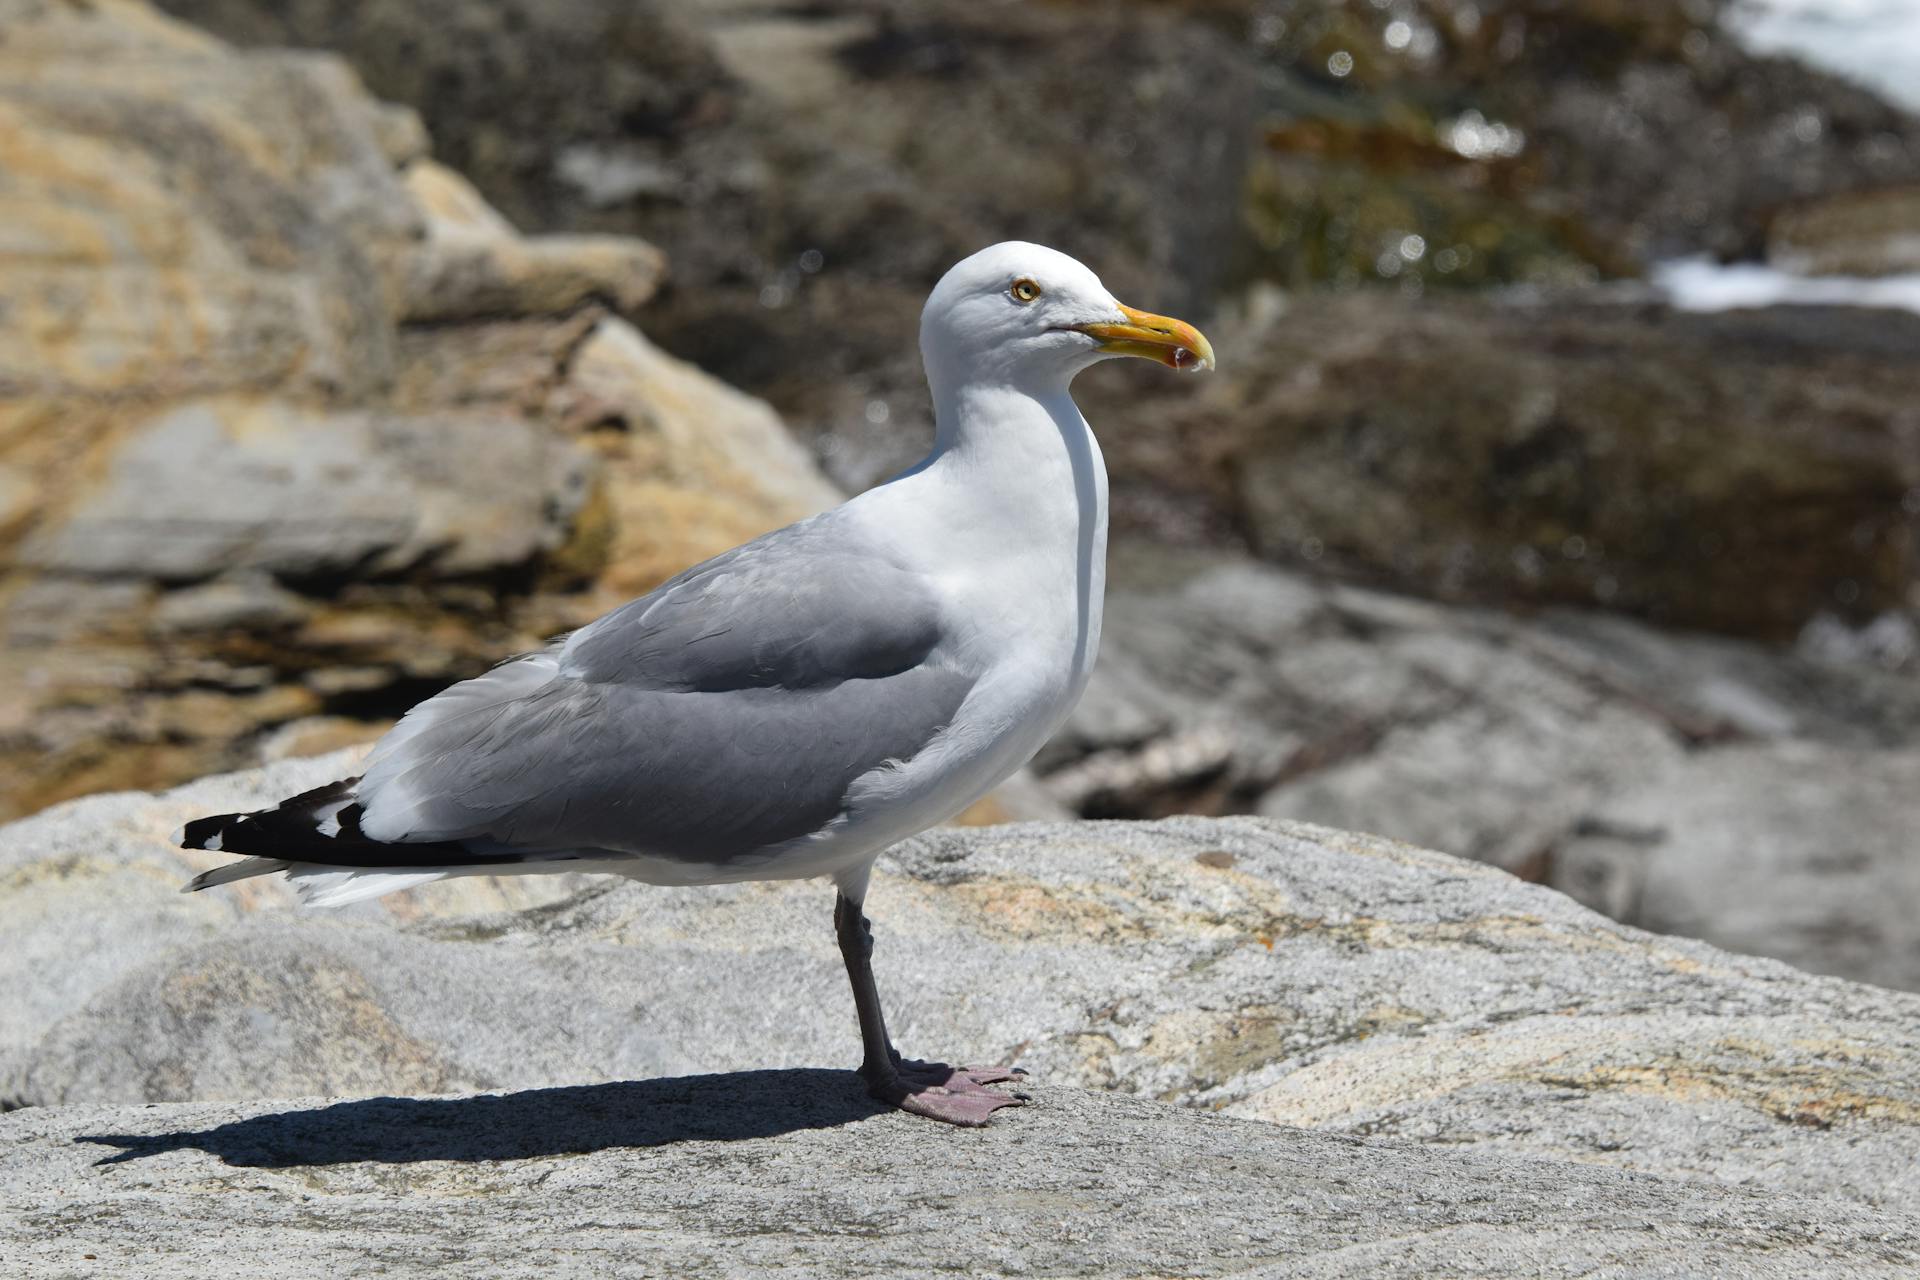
864;1059;1027;1126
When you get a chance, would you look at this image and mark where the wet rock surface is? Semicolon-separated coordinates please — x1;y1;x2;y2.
5;752;1919;1222
1238;0;1920;277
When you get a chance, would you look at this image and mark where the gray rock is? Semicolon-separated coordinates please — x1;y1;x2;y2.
6;1082;1919;1279
26;399;591;583
150;574;311;634
1556;742;1920;992
1044;546;1703;862
1046;546;1920;991
6;752;1920;1216
1769;185;1920;277
397;159;667;323
1096;292;1920;638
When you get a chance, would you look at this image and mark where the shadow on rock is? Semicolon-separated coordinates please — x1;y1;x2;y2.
79;1069;886;1167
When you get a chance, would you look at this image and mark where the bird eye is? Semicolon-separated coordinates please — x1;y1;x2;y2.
1010;278;1042;304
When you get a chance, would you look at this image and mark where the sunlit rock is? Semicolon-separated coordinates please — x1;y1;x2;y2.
3;750;1918;1228
0;0;835;820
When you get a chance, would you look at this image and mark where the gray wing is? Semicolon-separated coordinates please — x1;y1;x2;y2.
354;517;976;862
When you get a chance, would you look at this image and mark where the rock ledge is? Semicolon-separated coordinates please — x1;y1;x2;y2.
7;1079;1919;1279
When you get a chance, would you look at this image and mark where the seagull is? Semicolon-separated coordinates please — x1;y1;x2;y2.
175;242;1214;1125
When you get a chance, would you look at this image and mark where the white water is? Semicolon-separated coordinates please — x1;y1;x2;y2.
1656;257;1920;314
1731;0;1920;112
1655;4;1920;312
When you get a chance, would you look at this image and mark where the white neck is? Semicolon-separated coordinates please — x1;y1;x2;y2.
857;377;1109;683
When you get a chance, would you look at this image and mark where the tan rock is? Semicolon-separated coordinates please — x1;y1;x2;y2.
22;397;591;581
1770;185;1920;278
558;316;842;596
252;716;384;765
399;160;666;322
0;0;835;820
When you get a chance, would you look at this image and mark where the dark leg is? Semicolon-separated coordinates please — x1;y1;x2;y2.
833;890;1023;1126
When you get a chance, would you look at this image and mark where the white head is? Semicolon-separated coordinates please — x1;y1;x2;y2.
919;241;1214;397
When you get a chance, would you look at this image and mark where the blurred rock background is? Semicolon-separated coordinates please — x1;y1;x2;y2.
4;0;1918;991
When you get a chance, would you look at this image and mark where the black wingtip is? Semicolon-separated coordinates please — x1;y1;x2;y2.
172;775;480;869
178;812;246;853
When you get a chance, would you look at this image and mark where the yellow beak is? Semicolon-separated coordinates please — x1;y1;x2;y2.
1072;303;1216;372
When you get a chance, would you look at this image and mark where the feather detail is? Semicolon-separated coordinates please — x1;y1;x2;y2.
288;866;449;908
182;857;290;893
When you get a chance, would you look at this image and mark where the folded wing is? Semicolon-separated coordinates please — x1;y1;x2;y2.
353;517;976;864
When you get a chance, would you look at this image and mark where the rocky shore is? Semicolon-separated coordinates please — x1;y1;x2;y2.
7;753;1919;1205
4;752;1920;1273
3;23;1920;1274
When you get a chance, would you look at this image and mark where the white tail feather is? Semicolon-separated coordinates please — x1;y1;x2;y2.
288;866;449;908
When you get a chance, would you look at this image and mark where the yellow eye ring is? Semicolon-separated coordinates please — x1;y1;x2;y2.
1010;278;1042;303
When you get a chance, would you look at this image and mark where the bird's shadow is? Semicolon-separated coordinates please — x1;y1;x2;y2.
79;1069;888;1168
